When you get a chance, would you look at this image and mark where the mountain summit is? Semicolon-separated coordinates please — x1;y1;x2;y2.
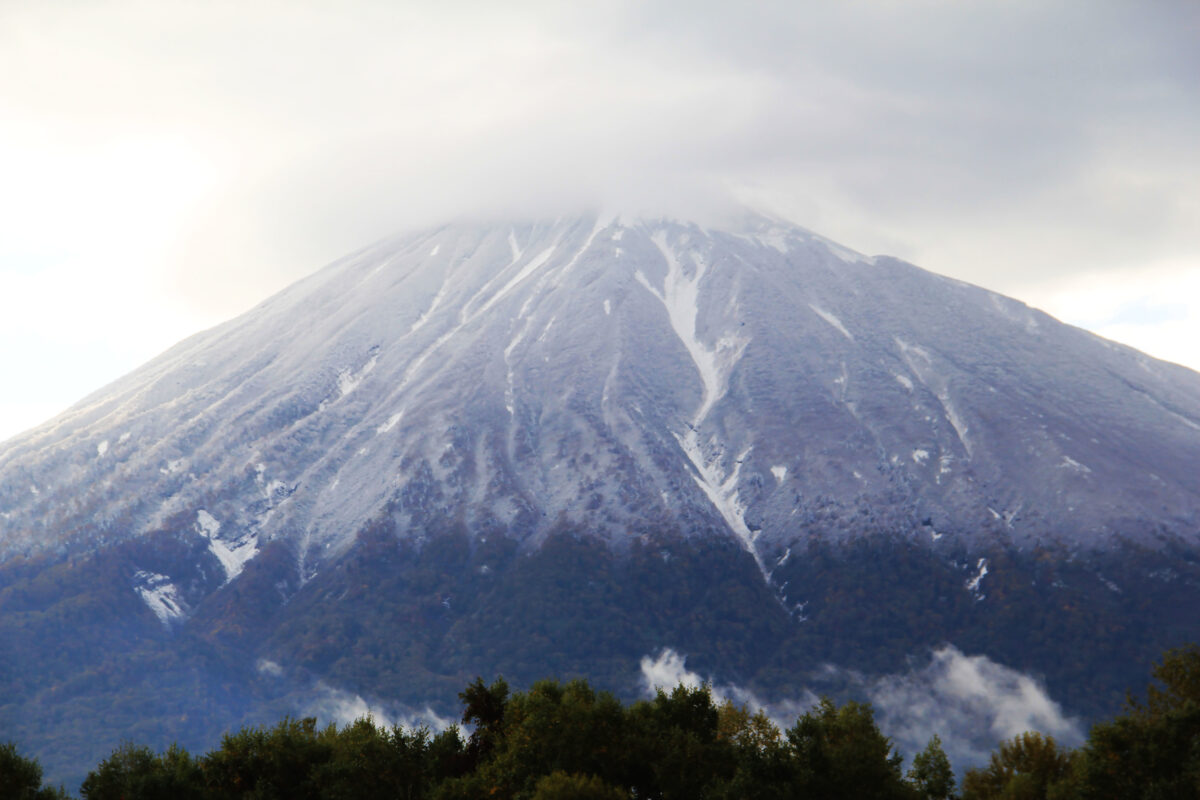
2;211;1199;783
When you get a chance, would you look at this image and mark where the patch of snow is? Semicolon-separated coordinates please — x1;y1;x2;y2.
809;304;854;341
408;277;451;336
897;338;973;458
748;230;790;252
895;373;914;391
966;557;989;599
508;229;522;261
1058;456;1091;474
677;431;768;581
537;315;557;343
337;353;378;398
132;570;186;625
377;411;403;434
603;299;611;316
1138;392;1200;431
96;440;109;457
196;509;220;538
118;431;131;443
477;245;557;317
638;232;748;424
930;528;943;541
195;510;258;584
635;232;763;579
940;398;972;458
161;458;186;475
771;465;788;483
912;449;930;465
549;218;607;287
429;244;440;256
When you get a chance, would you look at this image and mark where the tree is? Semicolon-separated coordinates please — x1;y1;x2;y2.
961;732;1072;800
711;700;795;800
459;676;509;768
627;682;734;800
529;770;625;800
202;716;333;799
1071;644;1200;799
81;742;204;800
0;741;68;800
908;734;956;800
787;697;917;799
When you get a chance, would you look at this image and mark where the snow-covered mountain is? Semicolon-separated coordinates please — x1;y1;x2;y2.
2;211;1199;784
3;212;1198;580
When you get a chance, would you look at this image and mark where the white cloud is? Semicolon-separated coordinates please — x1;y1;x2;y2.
868;646;1083;768
253;657;454;732
640;649;818;732
641;644;1083;772
299;681;455;733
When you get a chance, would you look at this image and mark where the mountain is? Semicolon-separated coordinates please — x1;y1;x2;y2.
2;211;1199;784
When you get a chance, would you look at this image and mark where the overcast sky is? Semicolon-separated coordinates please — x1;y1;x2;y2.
2;1;1198;442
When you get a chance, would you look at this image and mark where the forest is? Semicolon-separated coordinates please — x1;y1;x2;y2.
4;644;1197;799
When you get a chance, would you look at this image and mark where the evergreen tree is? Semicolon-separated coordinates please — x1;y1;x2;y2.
908;734;956;800
786;697;917;799
1071;644;1200;799
0;741;69;800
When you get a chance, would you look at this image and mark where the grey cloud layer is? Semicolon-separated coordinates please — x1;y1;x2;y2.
3;1;1197;317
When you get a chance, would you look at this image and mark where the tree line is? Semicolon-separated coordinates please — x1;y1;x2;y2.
3;644;1197;799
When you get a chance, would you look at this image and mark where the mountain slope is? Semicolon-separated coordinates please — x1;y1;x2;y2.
2;213;1197;571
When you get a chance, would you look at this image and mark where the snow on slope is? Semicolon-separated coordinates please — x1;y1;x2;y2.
2;211;1200;599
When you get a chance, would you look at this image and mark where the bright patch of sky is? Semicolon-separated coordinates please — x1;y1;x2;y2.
1;1;1198;441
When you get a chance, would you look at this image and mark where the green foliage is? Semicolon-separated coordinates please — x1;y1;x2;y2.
1;740;44;799
202;716;333;799
711;700;795;800
909;734;956;800
1068;644;1200;800
529;770;624;800
1;740;69;799
961;732;1073;800
81;742;203;800
458;676;509;768
628;683;733;800
786;697;917;799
